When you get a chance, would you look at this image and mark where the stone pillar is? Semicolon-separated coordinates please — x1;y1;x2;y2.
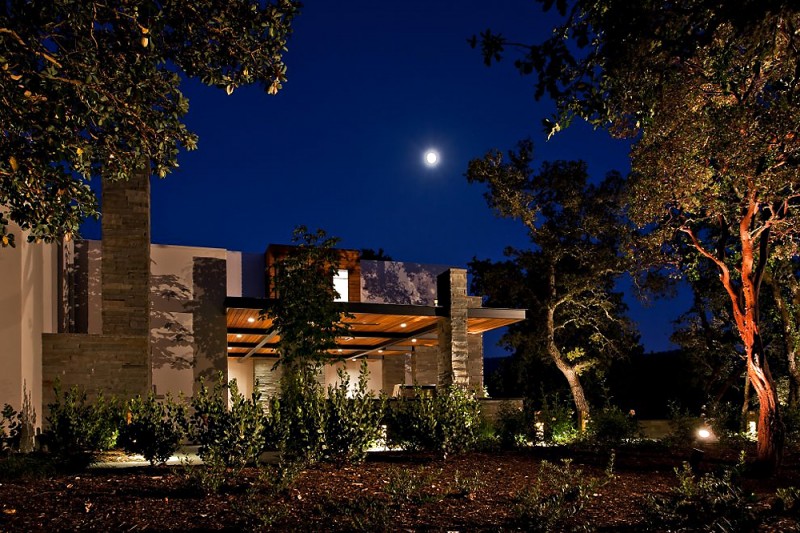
437;269;470;387
101;168;151;336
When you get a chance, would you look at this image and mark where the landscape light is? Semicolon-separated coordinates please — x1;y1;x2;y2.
697;428;712;440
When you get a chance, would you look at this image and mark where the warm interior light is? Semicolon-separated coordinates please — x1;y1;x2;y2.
227;346;232;351
400;323;407;328
411;338;417;343
378;349;384;354
247;317;255;323
236;334;242;339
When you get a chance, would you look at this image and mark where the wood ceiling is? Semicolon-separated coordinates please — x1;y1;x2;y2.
225;298;525;359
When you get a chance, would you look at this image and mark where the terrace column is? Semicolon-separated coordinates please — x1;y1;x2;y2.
436;269;470;388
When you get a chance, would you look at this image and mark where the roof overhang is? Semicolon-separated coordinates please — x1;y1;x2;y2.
225;296;526;360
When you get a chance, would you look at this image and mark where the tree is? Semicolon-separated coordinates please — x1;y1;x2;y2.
265;226;351;371
764;258;800;407
0;0;300;246
475;0;800;474
467;143;638;429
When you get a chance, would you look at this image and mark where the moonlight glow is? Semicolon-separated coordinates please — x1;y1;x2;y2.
424;149;440;167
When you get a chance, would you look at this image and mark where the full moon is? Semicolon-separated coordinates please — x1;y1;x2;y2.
424;149;440;167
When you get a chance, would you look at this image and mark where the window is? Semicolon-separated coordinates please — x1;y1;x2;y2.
333;269;349;302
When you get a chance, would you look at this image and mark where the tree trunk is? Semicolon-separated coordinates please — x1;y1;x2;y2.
683;196;784;474
545;264;590;432
552;352;590;431
741;372;750;432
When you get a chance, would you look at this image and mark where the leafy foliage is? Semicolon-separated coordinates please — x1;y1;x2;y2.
265;364;328;466
119;392;188;465
190;373;266;488
386;386;481;457
539;391;579;444
475;0;800;471
0;0;300;244
586;406;638;447
645;462;758;532
0;404;22;454
265;226;351;369
324;362;385;464
42;383;122;466
468;147;638;428
494;400;536;449
512;459;601;532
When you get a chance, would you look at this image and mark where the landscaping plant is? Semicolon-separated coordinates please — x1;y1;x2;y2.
190;373;267;489
43;383;122;466
118;392;188;465
324;361;385;464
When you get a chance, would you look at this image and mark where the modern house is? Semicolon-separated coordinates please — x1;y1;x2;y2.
0;170;525;427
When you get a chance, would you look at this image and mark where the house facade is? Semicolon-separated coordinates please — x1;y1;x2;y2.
0;171;524;425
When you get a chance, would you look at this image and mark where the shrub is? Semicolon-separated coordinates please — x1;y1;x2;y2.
664;400;696;446
42;383;122;466
324;362;384;464
265;363;327;465
494;401;535;450
385;390;438;452
190;373;267;487
386;385;480;457
587;406;639;446
645;462;758;531
119;392;188;465
540;392;578;444
1;404;22;454
513;459;600;532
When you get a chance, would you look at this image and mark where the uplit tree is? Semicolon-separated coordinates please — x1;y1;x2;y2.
0;0;300;246
475;0;800;474
468;144;638;429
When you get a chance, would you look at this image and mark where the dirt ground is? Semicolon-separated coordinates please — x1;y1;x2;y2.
1;443;798;531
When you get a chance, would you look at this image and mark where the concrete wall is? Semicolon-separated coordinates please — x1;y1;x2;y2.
0;228;58;428
322;359;382;395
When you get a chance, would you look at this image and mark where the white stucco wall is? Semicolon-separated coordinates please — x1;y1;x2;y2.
0;227;57;427
323;359;383;396
228;357;254;399
150;243;228;398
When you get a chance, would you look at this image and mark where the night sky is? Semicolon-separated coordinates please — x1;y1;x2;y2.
82;1;691;355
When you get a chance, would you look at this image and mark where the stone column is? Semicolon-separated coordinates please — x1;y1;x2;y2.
437;269;470;387
101;167;151;336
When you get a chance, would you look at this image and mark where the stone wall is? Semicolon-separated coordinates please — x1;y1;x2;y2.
254;358;282;400
41;333;150;409
382;355;405;395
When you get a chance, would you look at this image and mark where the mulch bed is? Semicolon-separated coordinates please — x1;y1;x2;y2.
1;443;798;531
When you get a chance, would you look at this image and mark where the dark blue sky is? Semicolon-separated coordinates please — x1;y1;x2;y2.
84;0;691;354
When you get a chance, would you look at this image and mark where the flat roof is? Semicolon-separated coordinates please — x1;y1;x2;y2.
225;297;526;359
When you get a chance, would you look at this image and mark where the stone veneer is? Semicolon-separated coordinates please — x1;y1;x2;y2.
42;169;152;411
437;269;470;387
41;334;150;407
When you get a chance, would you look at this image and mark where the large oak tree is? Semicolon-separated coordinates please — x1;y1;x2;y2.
1;0;300;246
476;0;800;474
467;143;637;429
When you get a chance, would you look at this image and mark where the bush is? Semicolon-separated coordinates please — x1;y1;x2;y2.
587;406;639;446
324;362;384;464
190;373;267;488
664;400;696;446
119;392;188;465
42;383;122;466
645;462;758;531
1;404;22;454
494;400;536;450
539;392;578;444
265;364;328;465
513;459;601;532
386;385;480;457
